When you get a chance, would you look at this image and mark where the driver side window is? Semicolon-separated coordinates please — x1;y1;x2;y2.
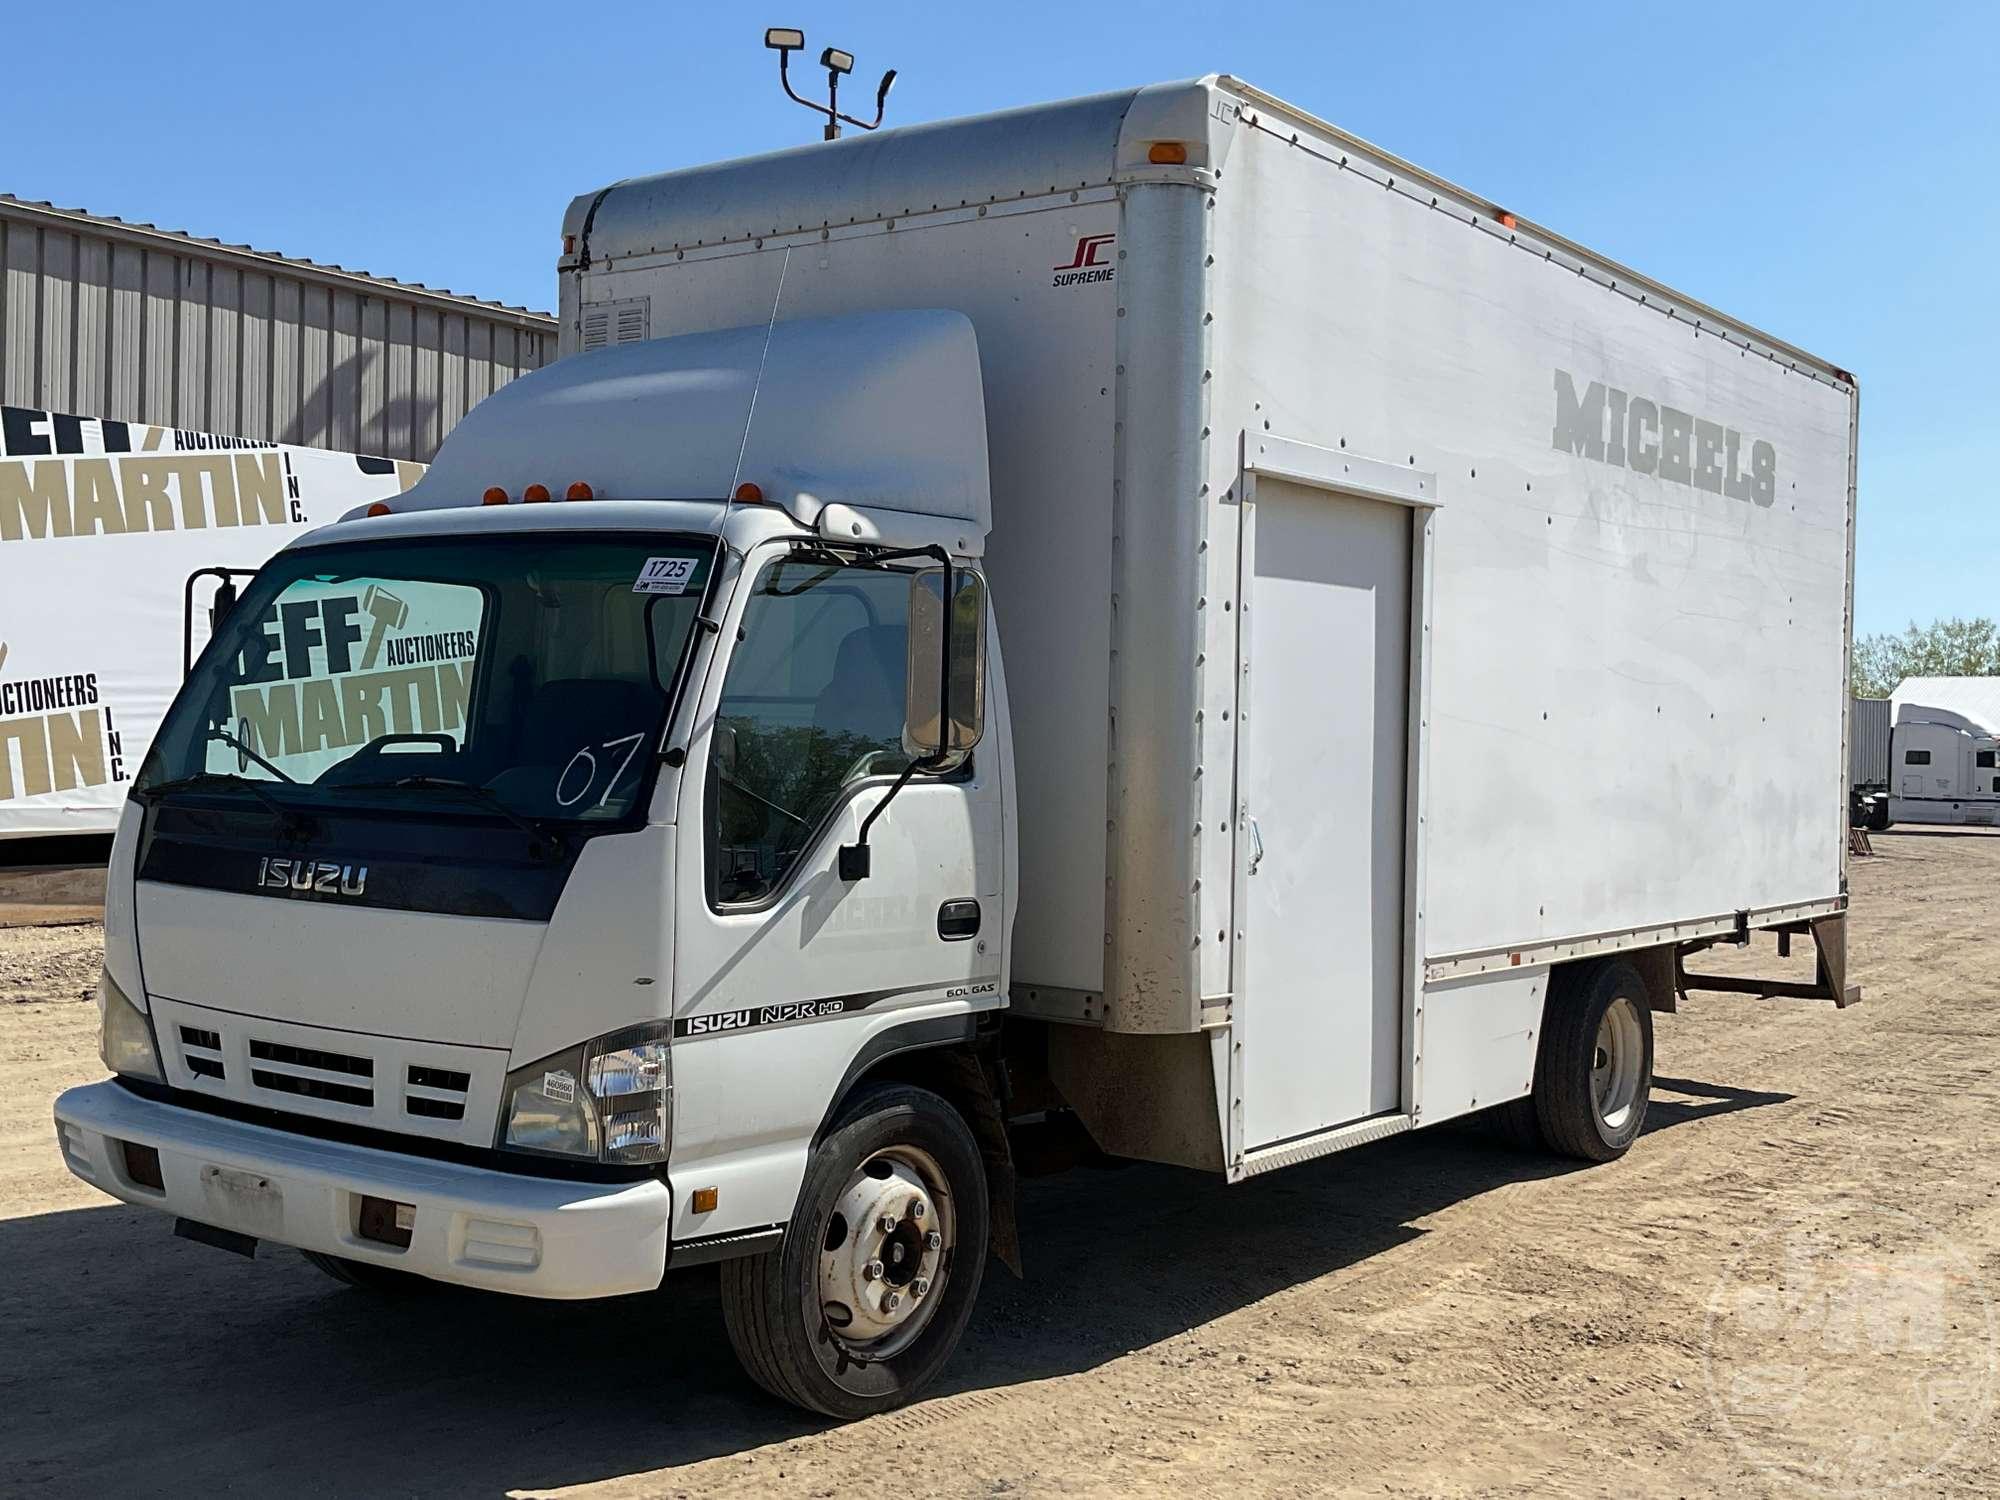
711;558;913;904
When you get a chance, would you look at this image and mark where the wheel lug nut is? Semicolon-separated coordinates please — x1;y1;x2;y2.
885;1292;902;1312
925;1230;942;1251
913;1277;930;1297
911;1200;925;1220
878;1215;897;1234
862;1260;884;1280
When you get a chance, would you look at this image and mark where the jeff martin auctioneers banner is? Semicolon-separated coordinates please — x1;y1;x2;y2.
0;405;422;838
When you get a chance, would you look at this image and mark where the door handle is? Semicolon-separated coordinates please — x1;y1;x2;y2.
937;899;981;941
1247;815;1264;874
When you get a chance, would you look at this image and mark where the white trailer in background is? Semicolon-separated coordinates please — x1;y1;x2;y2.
1849;695;1892;827
1887;677;2000;826
56;77;1858;1418
0;405;423;839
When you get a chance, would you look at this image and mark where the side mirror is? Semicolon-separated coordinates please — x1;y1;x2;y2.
904;567;987;769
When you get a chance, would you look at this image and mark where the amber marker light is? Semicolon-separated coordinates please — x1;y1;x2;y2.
566;481;594;501
482;486;509;505
523;483;552;503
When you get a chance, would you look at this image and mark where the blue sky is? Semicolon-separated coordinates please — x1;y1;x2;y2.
11;2;1992;636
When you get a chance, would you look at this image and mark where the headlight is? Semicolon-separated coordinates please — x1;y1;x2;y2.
97;968;164;1084
500;1021;671;1165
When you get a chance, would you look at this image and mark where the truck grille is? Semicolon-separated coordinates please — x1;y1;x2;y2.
179;1026;226;1080
404;1065;473;1122
246;1038;375;1109
151;997;507;1149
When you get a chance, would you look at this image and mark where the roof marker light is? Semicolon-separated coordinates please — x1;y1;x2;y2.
734;482;765;504
566;482;594;501
1148;141;1189;165
523;483;552;503
482;486;509;505
1498;210;1519;230
365;502;392;518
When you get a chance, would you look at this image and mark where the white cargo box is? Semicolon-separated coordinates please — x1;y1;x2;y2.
560;77;1855;1173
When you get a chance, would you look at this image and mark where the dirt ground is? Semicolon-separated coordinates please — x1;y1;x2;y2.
2;831;1996;1498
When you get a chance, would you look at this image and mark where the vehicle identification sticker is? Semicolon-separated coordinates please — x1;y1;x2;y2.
542;1069;577;1103
633;557;697;595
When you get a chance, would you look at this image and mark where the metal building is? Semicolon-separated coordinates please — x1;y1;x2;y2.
0;196;556;463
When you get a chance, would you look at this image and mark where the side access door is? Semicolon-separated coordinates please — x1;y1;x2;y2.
1234;446;1435;1154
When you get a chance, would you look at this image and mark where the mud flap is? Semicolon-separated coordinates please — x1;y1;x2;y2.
938;1049;1022;1278
1811;912;1862;1008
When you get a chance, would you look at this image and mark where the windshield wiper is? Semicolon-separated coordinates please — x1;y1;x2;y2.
203;724;297;783
338;776;558;854
139;772;313;833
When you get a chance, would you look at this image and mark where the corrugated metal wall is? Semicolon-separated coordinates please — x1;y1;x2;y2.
0;198;557;463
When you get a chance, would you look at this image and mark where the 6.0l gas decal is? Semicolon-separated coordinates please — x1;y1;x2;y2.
1550;369;1776;506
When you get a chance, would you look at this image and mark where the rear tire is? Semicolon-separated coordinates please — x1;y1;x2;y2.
720;1083;989;1419
1533;960;1654;1162
300;1250;438;1295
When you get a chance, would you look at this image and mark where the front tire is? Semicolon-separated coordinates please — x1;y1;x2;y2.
1533;960;1654;1162
721;1083;989;1419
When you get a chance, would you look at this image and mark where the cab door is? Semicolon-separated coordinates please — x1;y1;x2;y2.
665;543;1003;1235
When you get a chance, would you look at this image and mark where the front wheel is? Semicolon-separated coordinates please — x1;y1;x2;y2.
1533;960;1654;1162
720;1083;989;1418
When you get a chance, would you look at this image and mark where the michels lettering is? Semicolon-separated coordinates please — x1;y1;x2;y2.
1550;369;1776;507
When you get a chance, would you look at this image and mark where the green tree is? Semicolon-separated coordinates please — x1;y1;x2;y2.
1852;617;2000;698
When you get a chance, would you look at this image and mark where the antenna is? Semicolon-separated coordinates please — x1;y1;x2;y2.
764;27;896;141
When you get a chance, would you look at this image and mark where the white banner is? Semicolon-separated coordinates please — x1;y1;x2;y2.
0;405;423;838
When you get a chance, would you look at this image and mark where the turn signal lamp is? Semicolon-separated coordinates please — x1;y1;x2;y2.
1148;141;1189;165
482;486;508;505
566;481;595;501
734;482;765;504
365;502;392;518
523;483;552;503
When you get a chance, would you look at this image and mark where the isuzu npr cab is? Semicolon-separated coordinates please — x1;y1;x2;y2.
54;76;1860;1417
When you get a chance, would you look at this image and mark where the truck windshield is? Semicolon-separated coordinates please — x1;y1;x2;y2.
137;532;714;826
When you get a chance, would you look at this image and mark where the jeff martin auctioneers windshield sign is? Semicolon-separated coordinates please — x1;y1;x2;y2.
0;405;422;838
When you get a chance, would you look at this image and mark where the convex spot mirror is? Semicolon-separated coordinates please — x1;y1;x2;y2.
904;567;986;769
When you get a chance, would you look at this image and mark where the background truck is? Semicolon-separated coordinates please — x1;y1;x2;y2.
55;75;1858;1419
1885;676;2000;826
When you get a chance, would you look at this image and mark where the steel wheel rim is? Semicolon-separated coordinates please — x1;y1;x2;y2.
816;1144;955;1361
1592;996;1644;1133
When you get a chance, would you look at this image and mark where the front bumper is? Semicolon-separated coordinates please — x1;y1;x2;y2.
54;1079;671;1299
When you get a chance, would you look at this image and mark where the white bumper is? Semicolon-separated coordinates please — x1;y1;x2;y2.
54;1080;671;1299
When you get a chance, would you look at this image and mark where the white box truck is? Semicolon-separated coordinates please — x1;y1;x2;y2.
53;77;1859;1417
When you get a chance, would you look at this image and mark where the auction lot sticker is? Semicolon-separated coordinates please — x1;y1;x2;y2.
1702;1202;1995;1493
